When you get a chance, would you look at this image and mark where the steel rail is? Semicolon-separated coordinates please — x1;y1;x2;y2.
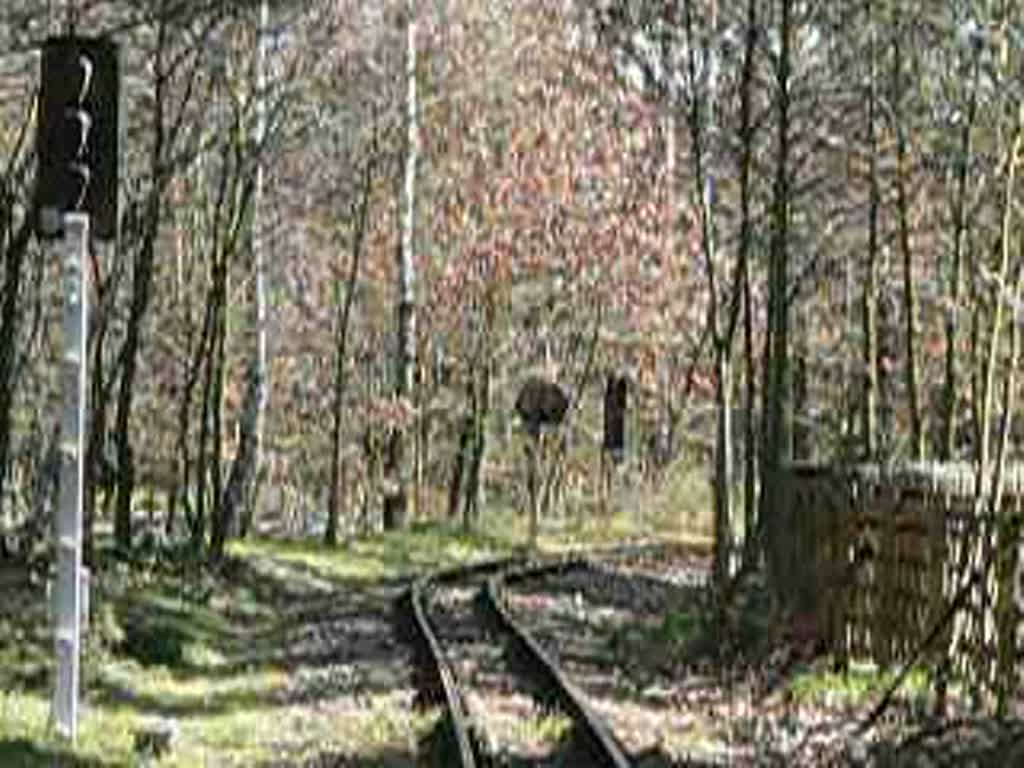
482;560;634;768
406;578;478;767
404;543;695;766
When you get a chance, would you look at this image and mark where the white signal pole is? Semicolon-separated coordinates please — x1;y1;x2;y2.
53;212;89;742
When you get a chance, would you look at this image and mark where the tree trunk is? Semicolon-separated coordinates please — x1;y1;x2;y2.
462;357;491;527
712;350;733;589
207;266;229;559
792;308;810;460
993;161;1024;714
862;0;879;460
384;4;418;531
933;30;983;716
738;0;758;562
527;434;540;548
83;295;113;568
681;0;733;590
759;0;793;597
940;41;981;460
216;362;258;555
113;194;163;553
891;19;923;460
0;220;31;528
113;16;177;552
235;0;272;542
448;414;471;521
326;150;374;546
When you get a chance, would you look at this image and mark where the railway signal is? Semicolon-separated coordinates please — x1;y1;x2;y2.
37;34;119;744
36;36;119;239
603;373;628;462
515;377;569;437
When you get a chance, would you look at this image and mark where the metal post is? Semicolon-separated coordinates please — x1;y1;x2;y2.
53;212;88;743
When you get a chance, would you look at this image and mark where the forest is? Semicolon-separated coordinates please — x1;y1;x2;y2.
1;0;1023;766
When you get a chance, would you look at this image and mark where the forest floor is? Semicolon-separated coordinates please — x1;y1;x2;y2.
0;504;1022;767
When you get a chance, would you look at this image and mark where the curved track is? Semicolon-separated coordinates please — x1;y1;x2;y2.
401;558;522;765
483;559;632;767
402;548;674;767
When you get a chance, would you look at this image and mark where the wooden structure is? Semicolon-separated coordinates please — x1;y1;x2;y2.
775;462;1023;708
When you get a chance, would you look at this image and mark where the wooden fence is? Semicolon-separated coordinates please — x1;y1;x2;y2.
775;462;1023;708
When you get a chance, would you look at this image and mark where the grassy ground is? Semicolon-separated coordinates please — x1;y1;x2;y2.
0;495;703;768
0;520;509;767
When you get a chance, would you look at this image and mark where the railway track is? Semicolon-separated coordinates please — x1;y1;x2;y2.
402;557;522;765
401;545;685;767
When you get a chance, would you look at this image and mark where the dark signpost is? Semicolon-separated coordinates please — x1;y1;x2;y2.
603;373;628;462
36;34;119;743
601;373;628;515
515;376;569;435
515;377;569;545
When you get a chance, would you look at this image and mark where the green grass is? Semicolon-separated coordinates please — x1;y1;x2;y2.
230;517;520;582
0;689;137;766
0;479;716;768
0;516;575;767
513;710;574;747
646;460;716;540
788;662;932;706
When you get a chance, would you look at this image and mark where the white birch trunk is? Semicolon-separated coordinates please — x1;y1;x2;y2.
253;0;269;510
384;2;418;529
220;1;270;539
399;3;417;401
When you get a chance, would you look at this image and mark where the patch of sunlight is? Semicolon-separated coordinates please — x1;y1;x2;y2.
649;461;716;540
100;656;286;706
230;522;517;583
120;590;237;638
0;689;138;765
180;640;226;670
789;662;931;705
166;707;290;767
0;676;420;768
166;692;436;767
514;710;574;745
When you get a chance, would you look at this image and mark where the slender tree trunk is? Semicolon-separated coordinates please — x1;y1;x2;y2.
792;307;810;459
891;20;923;460
196;323;215;548
113;192;163;552
448;414;471;522
235;0;271;540
196;162;233;550
384;4;418;531
940;43;981;460
527;434;541;548
681;0;732;589
0;220;32;527
977;128;1022;478
713;350;733;588
83;281;114;568
207;262;229;558
977;126;1022;716
759;0;793;594
993;222;1023;717
738;0;758;561
862;0;880;459
114;16;174;552
463;355;491;526
326;151;374;546
933;39;987;715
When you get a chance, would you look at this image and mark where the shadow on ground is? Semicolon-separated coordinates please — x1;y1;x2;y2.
0;739;113;768
2;540;425;763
